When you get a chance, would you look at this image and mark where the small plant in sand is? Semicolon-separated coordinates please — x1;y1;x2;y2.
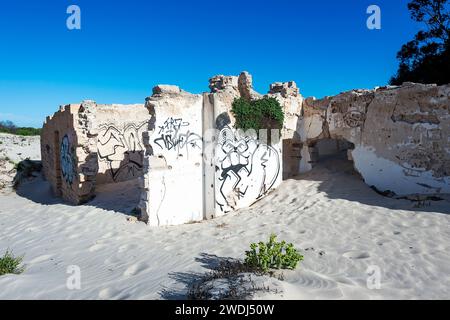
0;250;25;276
245;234;303;272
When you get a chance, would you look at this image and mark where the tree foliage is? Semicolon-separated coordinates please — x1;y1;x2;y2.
390;0;450;85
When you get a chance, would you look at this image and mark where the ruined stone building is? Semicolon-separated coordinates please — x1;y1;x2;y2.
41;72;450;226
41;102;149;204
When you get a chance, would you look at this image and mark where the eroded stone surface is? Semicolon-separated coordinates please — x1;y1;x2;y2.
41;101;149;204
300;83;450;196
41;72;450;224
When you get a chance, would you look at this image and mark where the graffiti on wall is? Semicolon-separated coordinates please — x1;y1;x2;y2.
153;117;202;156
97;121;148;182
344;110;365;128
60;135;76;185
215;126;280;213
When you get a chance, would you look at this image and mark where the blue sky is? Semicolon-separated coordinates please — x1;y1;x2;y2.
0;0;420;127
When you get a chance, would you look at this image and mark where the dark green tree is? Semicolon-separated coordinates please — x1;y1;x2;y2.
390;0;450;85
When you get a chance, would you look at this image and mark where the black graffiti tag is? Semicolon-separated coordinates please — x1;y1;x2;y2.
153;117;202;155
97;121;148;182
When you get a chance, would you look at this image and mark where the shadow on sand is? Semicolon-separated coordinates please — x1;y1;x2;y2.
15;173;141;216
15;153;450;216
291;153;450;215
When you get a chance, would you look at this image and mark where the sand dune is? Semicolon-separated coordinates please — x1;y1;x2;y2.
0;133;449;299
0;133;41;192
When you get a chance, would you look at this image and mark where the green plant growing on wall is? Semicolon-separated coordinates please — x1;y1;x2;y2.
244;234;303;272
231;97;284;135
0;250;25;276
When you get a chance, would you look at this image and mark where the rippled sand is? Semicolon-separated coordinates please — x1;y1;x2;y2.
0;135;449;299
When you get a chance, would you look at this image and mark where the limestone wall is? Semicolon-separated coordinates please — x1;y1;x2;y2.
41;71;450;224
137;74;284;226
41;104;80;203
139;86;204;226
90;103;149;184
208;76;283;216
301;83;450;196
42;101;150;204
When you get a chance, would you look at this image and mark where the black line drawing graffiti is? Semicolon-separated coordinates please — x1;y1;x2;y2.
215;126;280;213
60;135;76;185
343;110;365;128
153;117;202;156
97;121;148;182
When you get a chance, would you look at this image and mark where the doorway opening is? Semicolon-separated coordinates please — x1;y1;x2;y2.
309;138;357;175
282;138;302;180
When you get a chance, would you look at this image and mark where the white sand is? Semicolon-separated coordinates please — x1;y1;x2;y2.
0;133;41;192
0;133;40;163
0;134;449;300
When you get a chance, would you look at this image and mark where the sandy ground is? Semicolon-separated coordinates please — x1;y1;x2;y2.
0;133;41;191
0;133;449;300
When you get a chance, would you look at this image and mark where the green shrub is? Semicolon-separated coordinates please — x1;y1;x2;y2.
14;127;42;136
245;234;303;272
0;250;25;276
231;97;284;134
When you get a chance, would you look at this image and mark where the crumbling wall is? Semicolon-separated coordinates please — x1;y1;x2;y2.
42;101;150;204
137;74;284;225
300;83;450;196
267;81;304;178
353;84;450;195
41;104;86;204
42;71;449;224
139;86;204;226
90;103;149;184
208;73;283;216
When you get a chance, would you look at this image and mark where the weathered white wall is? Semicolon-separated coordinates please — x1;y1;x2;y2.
138;75;285;226
301;83;450;196
214;127;282;215
352;85;450;195
209;75;284;217
42;72;450;225
140;88;204;226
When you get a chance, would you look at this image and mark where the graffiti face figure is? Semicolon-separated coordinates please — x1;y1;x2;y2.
60;135;76;185
215;126;280;213
218;127;256;176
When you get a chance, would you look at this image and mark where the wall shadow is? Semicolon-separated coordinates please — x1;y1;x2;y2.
15;172;141;216
86;178;141;216
290;155;450;215
16;174;63;205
